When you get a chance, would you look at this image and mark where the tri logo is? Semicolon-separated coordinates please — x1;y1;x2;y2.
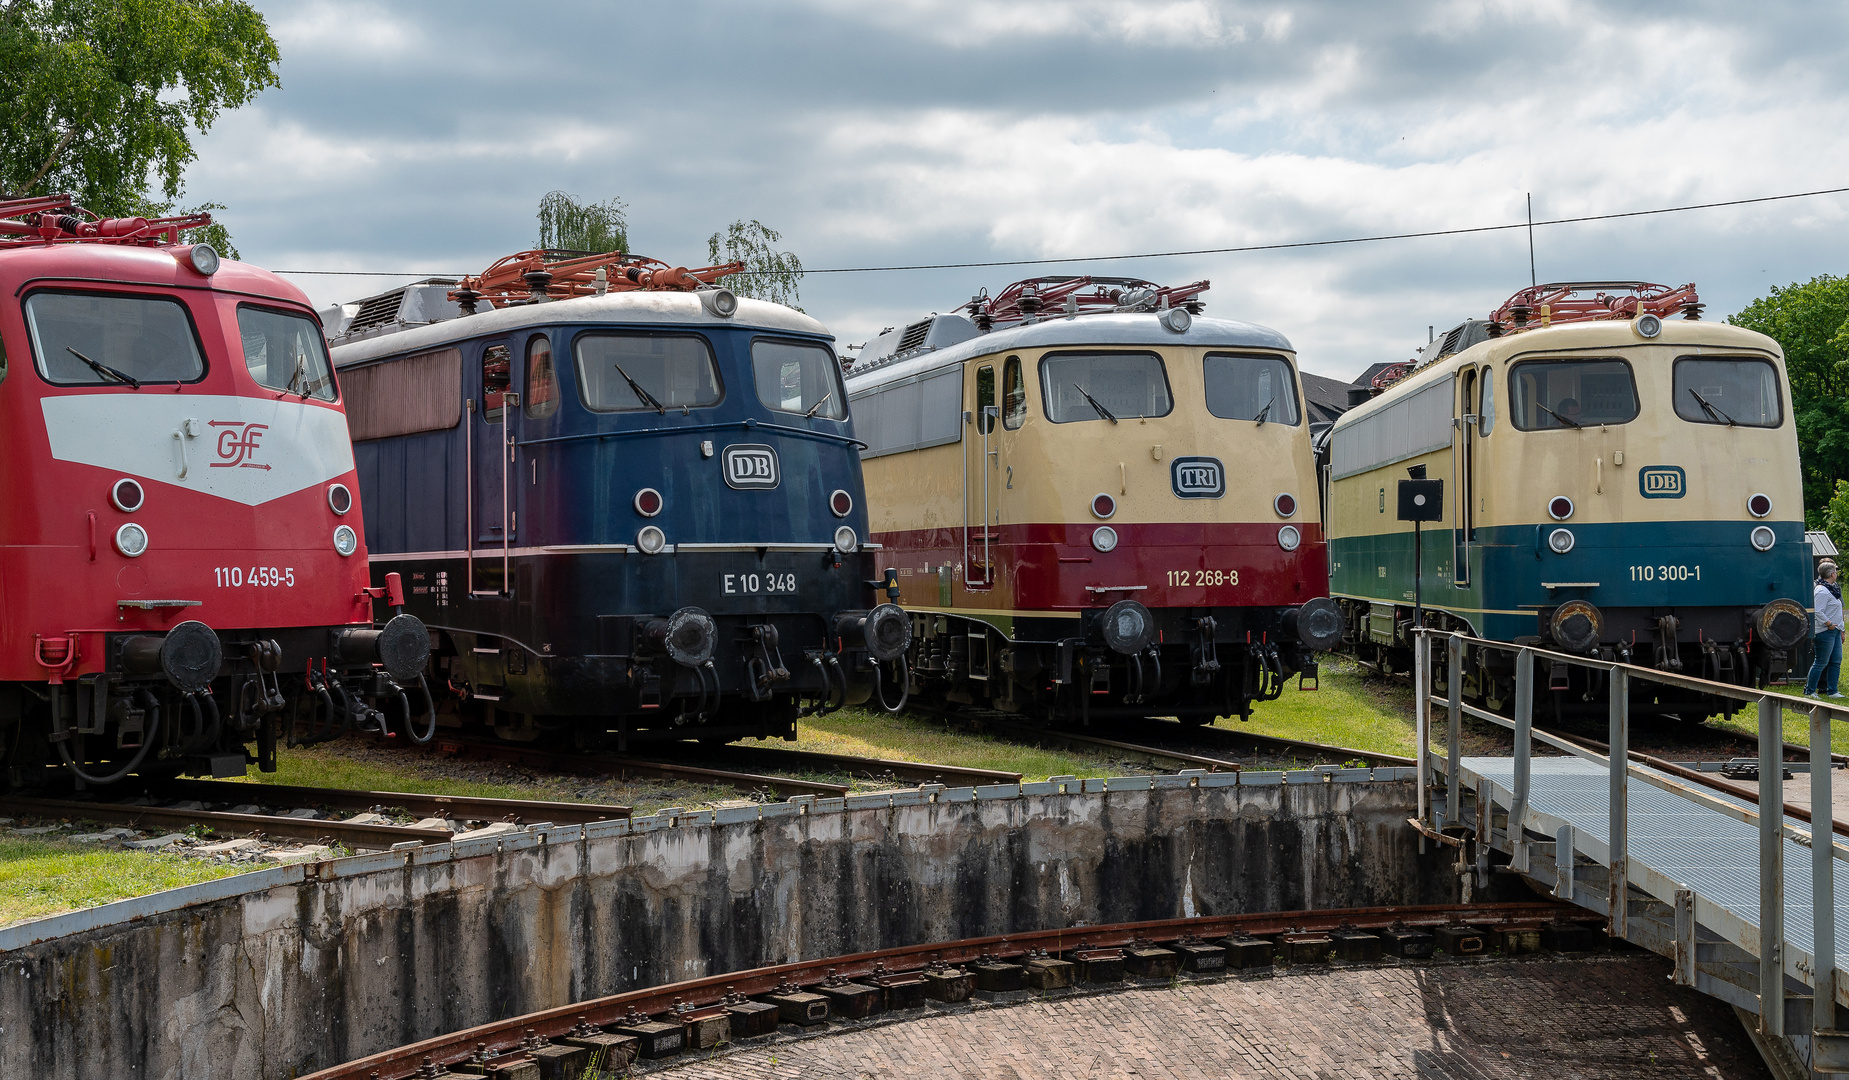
1638;465;1686;499
1170;456;1225;499
722;443;780;490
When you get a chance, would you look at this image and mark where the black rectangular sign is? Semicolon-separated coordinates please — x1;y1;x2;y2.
1397;478;1444;522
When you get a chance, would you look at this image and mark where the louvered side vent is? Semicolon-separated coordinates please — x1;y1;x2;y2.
894;319;932;355
1440;325;1465;356
347;289;408;333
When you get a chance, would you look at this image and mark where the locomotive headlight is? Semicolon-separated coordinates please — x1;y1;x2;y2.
834;525;859;553
1159;307;1192;334
332;524;358;557
1277;525;1302;551
1750;525;1776;551
187;244;220;276
1748;493;1772;518
1634;312;1662;338
1547;527;1575;554
1548;496;1573;521
830;489;854;518
637;525;667;554
699;288;739;318
114;522;149;557
1091;526;1118;553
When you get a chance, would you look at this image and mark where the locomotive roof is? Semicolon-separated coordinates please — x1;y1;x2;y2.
0;241;316;310
842;312;1293;393
329;290;833;367
1331;317;1783;432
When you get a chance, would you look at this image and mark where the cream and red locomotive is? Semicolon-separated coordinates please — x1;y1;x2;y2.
0;194;427;787
846;276;1342;723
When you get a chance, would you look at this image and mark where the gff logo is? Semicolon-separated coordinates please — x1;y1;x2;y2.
209;420;271;470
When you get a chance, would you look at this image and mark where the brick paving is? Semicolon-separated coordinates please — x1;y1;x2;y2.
657;955;1770;1078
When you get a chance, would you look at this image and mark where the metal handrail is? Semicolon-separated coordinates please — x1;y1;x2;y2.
1410;627;1844;1047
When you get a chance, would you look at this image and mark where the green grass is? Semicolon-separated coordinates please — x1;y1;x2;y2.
789;708;1114;778
0;838;249;927
1220;656;1418;759
1701;685;1849;756
236;746;585;800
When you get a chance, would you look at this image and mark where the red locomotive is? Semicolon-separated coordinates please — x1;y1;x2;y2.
0;194;428;787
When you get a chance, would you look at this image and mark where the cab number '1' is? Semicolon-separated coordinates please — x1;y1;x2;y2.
1630;564;1701;582
215;566;295;587
724;572;797;595
1166;569;1239;587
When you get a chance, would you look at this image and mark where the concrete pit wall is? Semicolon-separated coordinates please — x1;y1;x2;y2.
0;769;1448;1080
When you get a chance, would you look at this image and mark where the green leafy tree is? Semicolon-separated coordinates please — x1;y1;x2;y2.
708;219;803;310
1730;274;1849;525
1826;479;1849;556
0;0;279;254
536;190;627;254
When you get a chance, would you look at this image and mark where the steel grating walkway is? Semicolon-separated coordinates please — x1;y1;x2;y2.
1461;755;1849;978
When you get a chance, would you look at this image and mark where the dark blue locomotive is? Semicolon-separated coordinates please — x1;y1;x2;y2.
324;261;907;748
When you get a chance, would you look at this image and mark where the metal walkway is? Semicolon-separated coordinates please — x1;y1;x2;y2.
1414;631;1849;1078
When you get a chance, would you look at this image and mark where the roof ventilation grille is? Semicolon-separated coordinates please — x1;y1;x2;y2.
894;319;932;355
346;289;407;333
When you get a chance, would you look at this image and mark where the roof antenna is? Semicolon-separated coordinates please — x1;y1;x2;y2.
1527;192;1537;288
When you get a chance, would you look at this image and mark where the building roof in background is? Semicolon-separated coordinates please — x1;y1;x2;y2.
1299;371;1353;425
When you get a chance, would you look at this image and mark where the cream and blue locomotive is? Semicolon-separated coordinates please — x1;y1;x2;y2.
1323;283;1810;714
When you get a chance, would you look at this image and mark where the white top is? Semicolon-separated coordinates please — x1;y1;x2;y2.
1816;581;1844;634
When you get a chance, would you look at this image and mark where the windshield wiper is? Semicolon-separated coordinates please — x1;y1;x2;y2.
1536;402;1580;428
1253;395;1275;428
66;346;140;389
284;355;311;399
613;364;666;413
1073;383;1117;424
804;391;833;419
1688;387;1736;426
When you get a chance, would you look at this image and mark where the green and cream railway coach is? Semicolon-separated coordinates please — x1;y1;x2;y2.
1323;283;1811;712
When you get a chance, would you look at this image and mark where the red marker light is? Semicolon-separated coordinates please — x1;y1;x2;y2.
1549;496;1573;520
1091;494;1116;519
634;488;663;517
1748;493;1771;518
1274;493;1296;517
830;489;854;517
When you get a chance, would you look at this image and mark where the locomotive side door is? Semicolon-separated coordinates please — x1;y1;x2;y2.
1453;365;1487;588
963;362;999;589
470;340;515;595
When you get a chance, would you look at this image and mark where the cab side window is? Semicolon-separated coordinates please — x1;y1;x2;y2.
482;344;511;422
525;335;557;419
975;363;997;434
1002;355;1026;429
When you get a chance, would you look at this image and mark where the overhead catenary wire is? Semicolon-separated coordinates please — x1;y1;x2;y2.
268;183;1849;280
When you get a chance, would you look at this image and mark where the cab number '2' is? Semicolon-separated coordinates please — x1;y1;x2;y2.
1166;569;1239;587
724;572;797;594
215;566;295;587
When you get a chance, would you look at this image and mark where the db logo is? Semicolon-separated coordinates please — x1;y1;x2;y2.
209;420;271;470
1170;456;1226;499
1638;465;1685;499
722;444;780;490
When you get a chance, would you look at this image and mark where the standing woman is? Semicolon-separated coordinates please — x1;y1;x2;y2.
1809;561;1844;698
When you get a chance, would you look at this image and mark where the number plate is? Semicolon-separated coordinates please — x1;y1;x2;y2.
723;571;798;595
214;566;296;588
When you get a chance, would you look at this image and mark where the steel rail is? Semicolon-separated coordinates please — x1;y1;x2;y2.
0;795;451;848
1122;718;1417;768
937;712;1244;772
674;746;1022;787
303;900;1580;1080
431;740;850;798
132;778;632;825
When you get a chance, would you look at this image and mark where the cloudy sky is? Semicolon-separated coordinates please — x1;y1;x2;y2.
187;0;1849;380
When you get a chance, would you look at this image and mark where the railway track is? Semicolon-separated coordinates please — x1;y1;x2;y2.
427;739;852;798
905;704;1411;773
4;779;633;850
657;744;1022;787
304;900;1582;1080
